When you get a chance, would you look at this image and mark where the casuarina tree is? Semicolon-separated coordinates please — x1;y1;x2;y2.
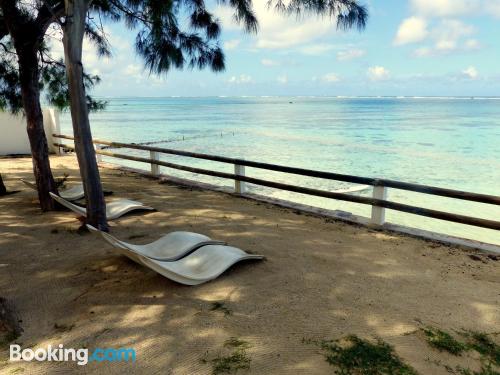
0;1;106;210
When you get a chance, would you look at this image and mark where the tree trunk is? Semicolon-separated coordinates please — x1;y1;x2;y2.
0;174;7;196
17;47;58;211
62;0;108;231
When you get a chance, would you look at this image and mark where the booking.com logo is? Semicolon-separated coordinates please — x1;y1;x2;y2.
10;344;136;366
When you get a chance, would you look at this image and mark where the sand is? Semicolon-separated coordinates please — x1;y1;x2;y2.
0;155;499;374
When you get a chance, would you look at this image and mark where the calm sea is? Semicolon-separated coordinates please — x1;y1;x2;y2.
60;97;500;245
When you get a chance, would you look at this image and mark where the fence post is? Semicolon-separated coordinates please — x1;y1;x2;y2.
234;164;246;194
150;151;160;176
94;144;102;163
370;183;387;226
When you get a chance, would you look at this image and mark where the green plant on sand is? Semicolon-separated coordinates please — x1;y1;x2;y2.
316;335;417;375
202;337;251;375
422;327;467;355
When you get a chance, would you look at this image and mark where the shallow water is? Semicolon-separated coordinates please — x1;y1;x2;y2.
60;97;500;245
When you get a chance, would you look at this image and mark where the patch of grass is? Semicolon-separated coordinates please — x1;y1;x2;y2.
421;328;499;375
463;331;500;367
423;327;467;355
203;338;251;375
456;363;499;375
210;302;232;316
211;350;251;375
317;335;417;375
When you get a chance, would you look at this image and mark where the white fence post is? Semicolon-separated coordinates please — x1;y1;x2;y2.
150;151;160;177
234;164;246;194
370;184;387;226
94;144;102;163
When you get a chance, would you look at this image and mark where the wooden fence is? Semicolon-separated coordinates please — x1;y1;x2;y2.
53;134;500;232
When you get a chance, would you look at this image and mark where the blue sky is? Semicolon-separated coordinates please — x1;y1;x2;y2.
69;0;500;96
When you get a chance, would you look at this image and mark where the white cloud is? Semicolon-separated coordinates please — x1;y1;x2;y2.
367;66;390;81
462;66;479;79
224;39;241;50
299;44;334;55
277;75;288;84
394;17;429;45
410;0;479;17
336;48;365;61
404;20;477;57
410;0;500;19
124;64;142;76
413;47;432;57
215;0;336;50
485;1;500;17
261;59;280;66
227;74;253;84
433;20;475;51
322;73;340;83
464;39;481;50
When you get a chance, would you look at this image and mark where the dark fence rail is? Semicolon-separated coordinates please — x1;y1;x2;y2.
53;134;500;232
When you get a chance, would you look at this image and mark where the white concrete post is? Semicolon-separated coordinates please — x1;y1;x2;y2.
150;151;160;176
234;164;246;194
370;184;387;225
94;144;102;163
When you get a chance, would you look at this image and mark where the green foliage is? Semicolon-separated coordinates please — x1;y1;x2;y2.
203;337;251;375
464;331;500;367
423;327;467;355
317;335;417;375
421;327;500;375
269;0;368;30
40;60;107;112
0;40;22;114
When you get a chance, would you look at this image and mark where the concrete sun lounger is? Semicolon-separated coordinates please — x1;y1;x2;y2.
87;225;264;285
49;192;154;220
140;245;264;285
22;179;85;201
86;224;226;261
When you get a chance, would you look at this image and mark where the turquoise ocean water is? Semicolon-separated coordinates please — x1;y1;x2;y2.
60;97;500;245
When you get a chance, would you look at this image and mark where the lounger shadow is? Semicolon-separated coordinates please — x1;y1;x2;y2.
22;179;85;201
86;224;226;261
50;192;154;220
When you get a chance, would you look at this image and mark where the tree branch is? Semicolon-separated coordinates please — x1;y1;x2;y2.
36;1;65;34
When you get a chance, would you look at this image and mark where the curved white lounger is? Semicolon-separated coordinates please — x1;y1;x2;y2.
22;179;85;201
50;192;154;220
140;246;264;285
86;224;226;261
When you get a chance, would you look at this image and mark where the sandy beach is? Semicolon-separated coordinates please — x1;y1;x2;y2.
0;155;499;374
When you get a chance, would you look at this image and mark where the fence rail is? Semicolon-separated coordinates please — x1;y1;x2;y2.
53;134;500;232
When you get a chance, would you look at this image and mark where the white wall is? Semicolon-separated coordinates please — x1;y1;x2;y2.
0;108;60;156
